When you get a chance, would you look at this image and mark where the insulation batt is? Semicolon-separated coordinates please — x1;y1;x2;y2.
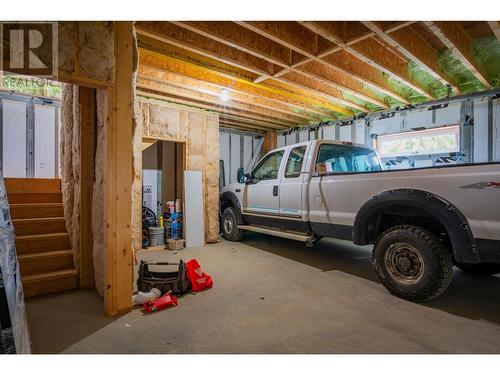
60;84;81;271
138;99;220;244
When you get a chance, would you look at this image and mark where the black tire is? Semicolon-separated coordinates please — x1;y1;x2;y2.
372;225;453;302
455;262;500;276
221;207;244;241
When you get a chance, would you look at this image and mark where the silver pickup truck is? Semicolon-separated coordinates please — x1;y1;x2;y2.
220;140;500;302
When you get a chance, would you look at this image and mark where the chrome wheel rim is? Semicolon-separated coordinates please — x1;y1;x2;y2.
223;215;234;234
384;242;425;285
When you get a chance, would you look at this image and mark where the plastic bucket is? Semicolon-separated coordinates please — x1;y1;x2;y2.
148;227;165;247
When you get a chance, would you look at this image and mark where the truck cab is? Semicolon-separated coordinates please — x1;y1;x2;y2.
220;140;381;235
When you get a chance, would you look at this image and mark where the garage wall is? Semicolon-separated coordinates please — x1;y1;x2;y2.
219;129;263;186
277;91;500;170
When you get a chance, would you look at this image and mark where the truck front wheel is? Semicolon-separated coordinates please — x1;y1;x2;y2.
221;207;244;241
455;262;500;276
372;225;453;302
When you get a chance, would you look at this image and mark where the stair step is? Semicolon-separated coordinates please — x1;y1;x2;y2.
7;191;62;204
12;217;67;236
9;203;64;219
4;178;61;192
18;250;74;275
15;232;70;254
22;269;78;298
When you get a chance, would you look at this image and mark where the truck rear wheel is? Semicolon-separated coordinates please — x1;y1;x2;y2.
455;262;500;276
221;207;244;241
372;225;453;302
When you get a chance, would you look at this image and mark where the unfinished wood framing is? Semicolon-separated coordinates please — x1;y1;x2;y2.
104;22;135;316
361;21;461;93
488;21;500;41
425;21;492;89
79;86;97;289
139;98;220;243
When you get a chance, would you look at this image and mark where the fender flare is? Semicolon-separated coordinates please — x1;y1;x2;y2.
219;191;245;224
353;189;480;263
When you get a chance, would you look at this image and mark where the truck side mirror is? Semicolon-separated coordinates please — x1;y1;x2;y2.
237;167;245;183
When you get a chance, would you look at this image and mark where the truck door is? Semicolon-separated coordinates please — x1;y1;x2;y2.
243;149;285;220
279;144;307;220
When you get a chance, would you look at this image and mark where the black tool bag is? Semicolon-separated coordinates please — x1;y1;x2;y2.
137;260;190;296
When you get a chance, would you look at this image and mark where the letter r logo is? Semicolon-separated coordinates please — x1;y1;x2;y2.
1;22;57;77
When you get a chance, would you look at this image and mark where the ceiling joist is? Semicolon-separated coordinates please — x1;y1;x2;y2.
362;21;461;93
425;21;492;89
137;22;365;113
137;75;309;125
138;50;353;118
300;21;433;98
135;21;497;132
239;21;410;104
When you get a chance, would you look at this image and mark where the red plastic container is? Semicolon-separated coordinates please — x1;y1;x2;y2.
143;293;178;313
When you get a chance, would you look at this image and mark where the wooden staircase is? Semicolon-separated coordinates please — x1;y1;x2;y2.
5;178;78;297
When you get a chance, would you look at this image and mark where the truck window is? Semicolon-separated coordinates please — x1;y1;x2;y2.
285;146;306;178
316;144;382;173
252;150;285;181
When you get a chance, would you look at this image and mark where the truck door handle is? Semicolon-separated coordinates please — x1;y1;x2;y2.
273;186;279;196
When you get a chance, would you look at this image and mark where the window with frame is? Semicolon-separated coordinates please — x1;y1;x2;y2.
252;150;284;181
285;146;306;178
316;144;382;174
376;125;460;158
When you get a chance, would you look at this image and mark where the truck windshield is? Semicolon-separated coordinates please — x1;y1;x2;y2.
316;144;382;174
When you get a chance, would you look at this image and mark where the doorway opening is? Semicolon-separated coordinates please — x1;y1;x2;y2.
141;138;186;250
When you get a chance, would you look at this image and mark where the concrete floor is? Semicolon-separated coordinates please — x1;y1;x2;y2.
26;233;500;353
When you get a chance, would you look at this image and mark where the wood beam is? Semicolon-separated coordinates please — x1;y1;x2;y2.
169;21;299;67
242;21;410;104
137;80;296;127
362;21;461;93
104;22;134;316
136;66;318;121
174;22;386;109
137;76;308;124
218;114;285;130
300;22;433;98
384;21;417;34
295;61;388;108
219;118;271;132
262;130;278;154
137;89;288;130
137;23;360;114
237;21;336;57
425;21;492;89
270;73;367;111
79;86;96;289
488;21;500;41
138;49;347;117
135;22;278;77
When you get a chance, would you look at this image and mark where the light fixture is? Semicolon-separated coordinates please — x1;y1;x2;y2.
220;89;230;102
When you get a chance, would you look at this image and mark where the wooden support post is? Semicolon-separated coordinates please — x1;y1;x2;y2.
261;130;278;154
104;22;135;316
79;86;96;289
